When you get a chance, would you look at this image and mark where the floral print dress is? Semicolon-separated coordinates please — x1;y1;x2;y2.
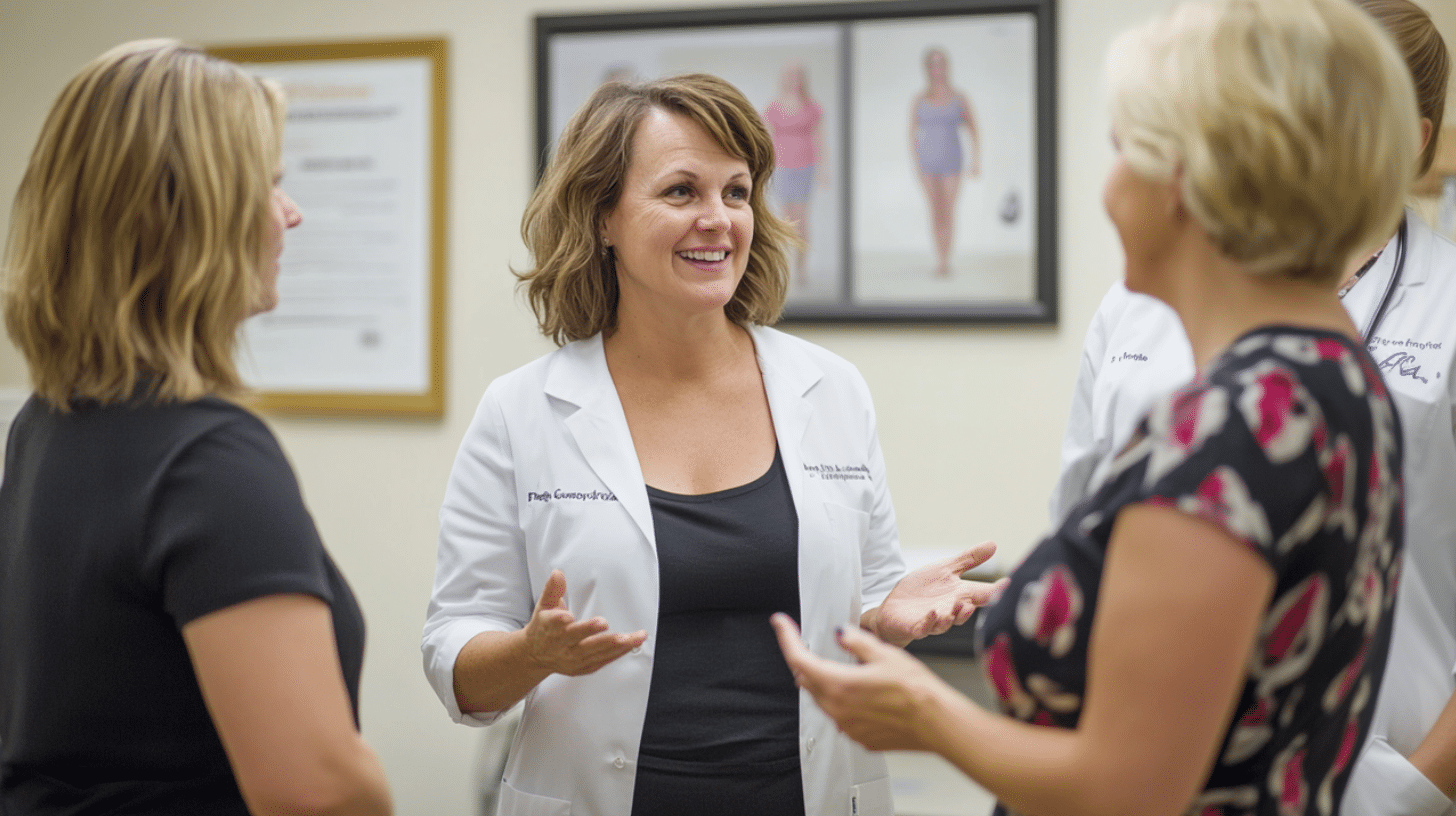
975;327;1405;816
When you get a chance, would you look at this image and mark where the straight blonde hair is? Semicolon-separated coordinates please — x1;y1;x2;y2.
518;73;795;346
3;39;284;410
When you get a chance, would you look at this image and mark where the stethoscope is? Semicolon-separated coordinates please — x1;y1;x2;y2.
1355;215;1408;342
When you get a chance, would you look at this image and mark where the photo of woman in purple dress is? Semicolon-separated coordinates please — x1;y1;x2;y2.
910;47;981;277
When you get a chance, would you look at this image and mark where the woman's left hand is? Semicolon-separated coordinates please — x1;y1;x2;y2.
868;541;1007;646
771;613;951;752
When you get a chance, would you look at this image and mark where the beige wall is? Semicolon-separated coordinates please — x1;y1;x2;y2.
1;0;1451;813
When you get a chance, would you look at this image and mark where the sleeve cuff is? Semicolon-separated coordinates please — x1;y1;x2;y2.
1345;737;1453;816
862;586;894;614
421;617;516;727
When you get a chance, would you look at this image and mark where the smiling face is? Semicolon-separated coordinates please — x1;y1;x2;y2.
601;108;754;326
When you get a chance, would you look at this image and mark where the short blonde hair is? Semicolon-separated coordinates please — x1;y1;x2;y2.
1106;0;1420;283
3;39;284;410
1355;0;1449;177
518;73;794;346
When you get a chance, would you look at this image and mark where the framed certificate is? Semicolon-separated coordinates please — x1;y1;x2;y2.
208;38;449;414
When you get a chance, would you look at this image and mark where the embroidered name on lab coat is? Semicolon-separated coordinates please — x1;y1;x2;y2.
526;489;618;503
803;463;870;482
1369;336;1445;385
1369;336;1444;352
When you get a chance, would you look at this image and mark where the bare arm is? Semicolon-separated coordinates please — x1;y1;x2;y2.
780;503;1273;816
184;594;392;816
452;569;646;716
960;92;981;177
452;631;553;717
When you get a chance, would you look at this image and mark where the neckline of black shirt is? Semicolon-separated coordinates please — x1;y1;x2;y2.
645;447;783;503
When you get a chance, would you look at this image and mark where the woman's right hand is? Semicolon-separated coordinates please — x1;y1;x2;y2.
453;570;647;716
523;569;647;676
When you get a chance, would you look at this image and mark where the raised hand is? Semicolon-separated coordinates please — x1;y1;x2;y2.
869;541;1008;647
771;613;951;752
523;570;647;676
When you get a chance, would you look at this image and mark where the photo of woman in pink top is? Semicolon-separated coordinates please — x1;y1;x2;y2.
763;61;826;285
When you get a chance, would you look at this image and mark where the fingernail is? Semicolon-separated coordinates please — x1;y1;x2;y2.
834;625;845;639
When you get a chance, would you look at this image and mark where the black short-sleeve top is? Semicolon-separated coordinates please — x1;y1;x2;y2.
975;327;1404;816
0;395;364;816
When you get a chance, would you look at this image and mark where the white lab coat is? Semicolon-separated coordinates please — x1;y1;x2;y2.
1046;282;1193;523
1343;213;1456;816
422;325;902;816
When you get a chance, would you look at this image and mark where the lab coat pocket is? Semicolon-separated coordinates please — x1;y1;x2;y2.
822;501;870;549
803;498;867;623
823;500;870;557
498;780;571;816
850;775;894;816
1342;735;1452;816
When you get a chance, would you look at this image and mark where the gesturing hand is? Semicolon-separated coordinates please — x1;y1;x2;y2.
523;570;647;677
872;541;1008;647
771;613;951;753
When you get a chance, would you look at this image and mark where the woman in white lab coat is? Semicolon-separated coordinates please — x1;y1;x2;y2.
421;73;995;816
1339;5;1456;812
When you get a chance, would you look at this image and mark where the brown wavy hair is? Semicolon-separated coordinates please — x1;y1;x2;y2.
518;73;795;346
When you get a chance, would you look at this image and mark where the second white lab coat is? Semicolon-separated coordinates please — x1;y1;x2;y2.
422;325;903;816
1047;282;1193;523
1343;213;1456;816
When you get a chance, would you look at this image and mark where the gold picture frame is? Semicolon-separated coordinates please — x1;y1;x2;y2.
209;38;449;415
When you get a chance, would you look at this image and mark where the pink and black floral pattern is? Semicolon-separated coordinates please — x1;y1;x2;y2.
975;327;1404;816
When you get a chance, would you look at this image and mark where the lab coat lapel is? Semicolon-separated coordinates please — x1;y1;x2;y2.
1384;210;1432;319
1355;211;1427;340
1399;209;1432;287
544;336;656;549
753;327;823;512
